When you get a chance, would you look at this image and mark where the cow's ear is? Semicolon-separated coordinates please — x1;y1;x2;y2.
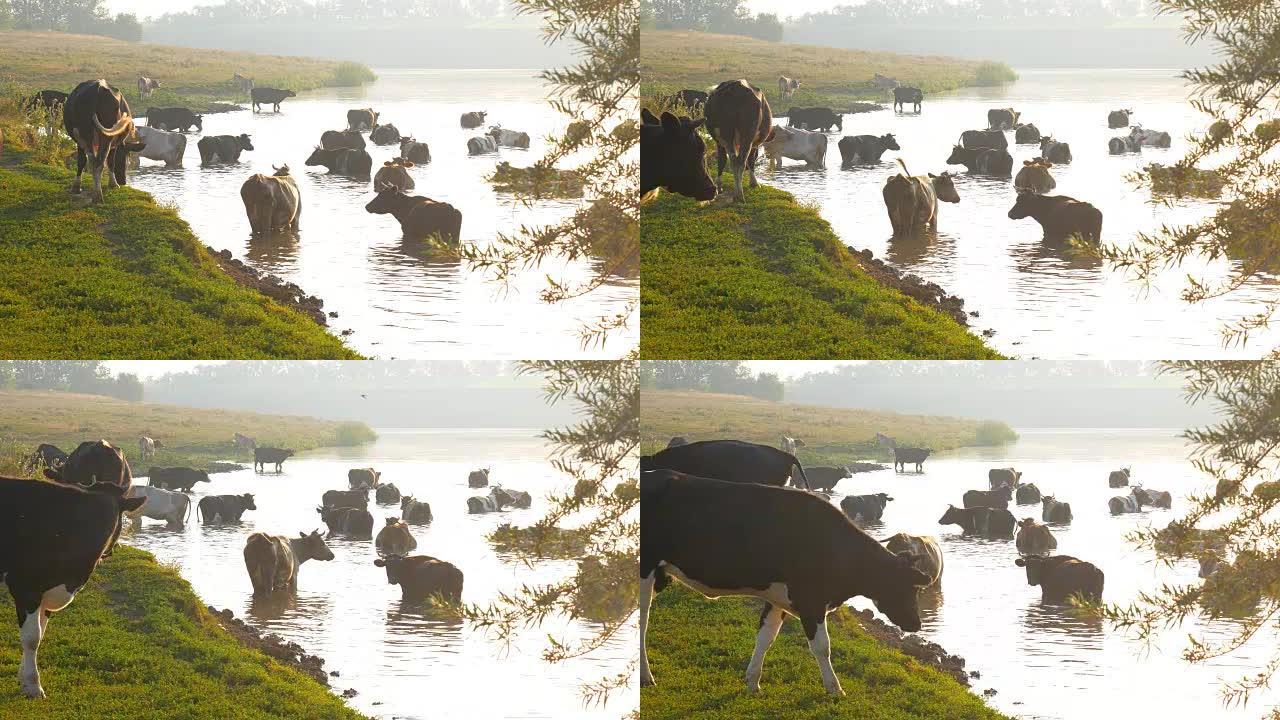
640;108;658;125
44;468;62;482
659;112;681;134
403;161;414;168
906;567;931;587
928;173;936;178
121;497;147;512
374;558;387;567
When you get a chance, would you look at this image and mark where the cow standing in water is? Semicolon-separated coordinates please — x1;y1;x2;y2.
254;447;295;472
243;530;334;595
704;80;775;202
892;446;931;472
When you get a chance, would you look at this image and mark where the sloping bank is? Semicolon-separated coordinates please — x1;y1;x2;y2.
0;155;359;358
641;587;1008;720
641;186;1002;359
0;545;366;719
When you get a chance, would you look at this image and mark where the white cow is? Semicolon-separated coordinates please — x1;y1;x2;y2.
467;135;498;155
487;127;530;149
127;485;191;528
1128;126;1172;148
781;435;805;455
132;126;186;167
138;436;162;460
234;432;256;450
762;125;827;169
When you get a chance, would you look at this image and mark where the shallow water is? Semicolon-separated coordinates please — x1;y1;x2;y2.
124;429;636;720
759;69;1280;358
128;70;637;358
833;428;1277;719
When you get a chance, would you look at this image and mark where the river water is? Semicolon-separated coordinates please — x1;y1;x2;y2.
759;69;1280;359
831;428;1277;719
123;429;637;720
127;70;637;359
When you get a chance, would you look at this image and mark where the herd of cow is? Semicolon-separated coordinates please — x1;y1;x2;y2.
16;76;535;243
638;435;1190;697
641;77;1178;244
0;438;533;699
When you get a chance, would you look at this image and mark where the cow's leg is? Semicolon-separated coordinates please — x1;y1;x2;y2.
714;142;727;194
638;570;655;687
800;612;844;696
745;603;785;692
746;146;760;188
72;147;86;194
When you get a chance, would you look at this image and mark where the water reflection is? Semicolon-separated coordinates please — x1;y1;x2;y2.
246;229;301;268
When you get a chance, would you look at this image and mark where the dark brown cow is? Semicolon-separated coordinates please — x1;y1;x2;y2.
365;187;462;243
63;80;146;202
1007;193;1103;243
374;554;464;602
1015;555;1104;603
703;80;774;202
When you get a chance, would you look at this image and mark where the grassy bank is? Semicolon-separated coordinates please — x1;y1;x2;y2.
640;389;1016;465
0;388;375;475
0;151;359;359
641;185;1001;359
0;30;373;112
640;29;1015;113
0;545;366;719
641;586;1007;720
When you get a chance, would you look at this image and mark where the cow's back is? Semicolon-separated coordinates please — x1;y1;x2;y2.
704;80;772;154
644;440;792;486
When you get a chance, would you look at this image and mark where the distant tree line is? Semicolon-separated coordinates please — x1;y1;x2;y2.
641;0;783;42
0;0;142;41
640;361;785;402
793;0;1146;27
150;0;504;29
0;361;143;401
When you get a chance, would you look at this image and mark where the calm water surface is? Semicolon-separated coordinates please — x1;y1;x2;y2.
833;428;1277;719
129;70;637;358
124;429;636;720
761;69;1280;358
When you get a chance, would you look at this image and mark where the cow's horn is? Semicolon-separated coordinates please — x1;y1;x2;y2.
94;112;133;138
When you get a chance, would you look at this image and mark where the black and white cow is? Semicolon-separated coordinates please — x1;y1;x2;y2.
1108;490;1144;515
1132;486;1172;509
640;439;810;489
840;493;893;523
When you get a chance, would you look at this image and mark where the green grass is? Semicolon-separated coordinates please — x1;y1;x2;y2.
641;185;1001;359
0;29;374;112
640;29;1016;114
0;152;359;358
641;586;1007;720
0;545;367;719
640;389;1016;465
0;388;376;474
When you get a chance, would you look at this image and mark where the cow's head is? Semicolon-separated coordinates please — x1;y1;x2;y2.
868;551;930;632
240;493;257;510
305;146;333;166
48;440;133;492
284;90;297;99
880;133;899;151
1008;191;1040;220
993;485;1013;502
937;504;963;526
197;471;211;483
400;495;416;510
297;530;335;562
385;516;401;526
1014;556;1045;586
1018;517;1038;531
945;145;969;165
373;554;407;584
236;134;254;151
930;172;960;203
366;186;411;214
273;164;291;177
641;109;716;201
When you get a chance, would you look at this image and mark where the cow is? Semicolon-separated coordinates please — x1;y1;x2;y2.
1129;126;1171;148
347;108;379;131
1015;482;1042;505
872;73;899;90
1041;495;1073;524
370;123;402;146
320;129;366;151
321;488;369;511
375;482;402;504
364;187;462;243
197;493;256;523
762;125;827;169
988;468;1021;490
138;436;162;460
373;158;416;192
399;137;431;164
1108;109;1132;128
1109;135;1140;154
1108;490;1144;515
130;126;185;167
892;447;930;473
26;444;68;473
488;127;531;149
840;493;893;523
962;486;1013;510
938;504;1016;538
787;107;841;132
348;468;381;490
1198;553;1220;579
241;166;301;234
63;80;147;202
1014;158;1056;194
468;468;490;488
374;554;464;603
198;133;253;164
704;80;774;202
305;147;373;178
1133;487;1172;509
893;87;922;113
467;494;498;514
491;487;532;509
1014;555;1104;604
988;108;1020;130
1108;468;1131;488
639;469;931;695
148;467;210;492
780;436;805;455
126;484;191;528
146;107;202;132
838;134;900;166
1014;123;1042;144
460;111;487;128
946;145;1013;176
666;436;689;448
1015;518;1057;556
0;441;144;698
640;439;810;489
251;87;295;113
1039;137;1073;164
467;135;498;155
254;447;294;473
777;76;801;98
959;129;1008;151
804;466;852;491
669;89;708;112
882;164;959;235
1007;192;1103;243
375;517;417;555
317;506;374;538
233;73;254;95
639;109;716;201
26;89;68;113
137;76;160;98
243;530;333;596
400;496;433;524
882;533;942;586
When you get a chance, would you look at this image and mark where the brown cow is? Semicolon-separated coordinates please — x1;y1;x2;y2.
365;186;462;243
882;160;960;235
373;158;416;192
704;80;774;202
64;80;147;202
241;166;301;234
1008;192;1103;243
243;530;334;596
1015;518;1057;556
137;76;160;98
374;554;464;602
375;517;418;556
1014;158;1056;194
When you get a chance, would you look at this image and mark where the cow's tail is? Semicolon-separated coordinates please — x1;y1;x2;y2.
184;495;193;524
196;500;204;523
896;157;910;177
792;459;811;490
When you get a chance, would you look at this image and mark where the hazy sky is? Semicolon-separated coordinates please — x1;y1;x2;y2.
104;360;226;379
104;0;207;19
